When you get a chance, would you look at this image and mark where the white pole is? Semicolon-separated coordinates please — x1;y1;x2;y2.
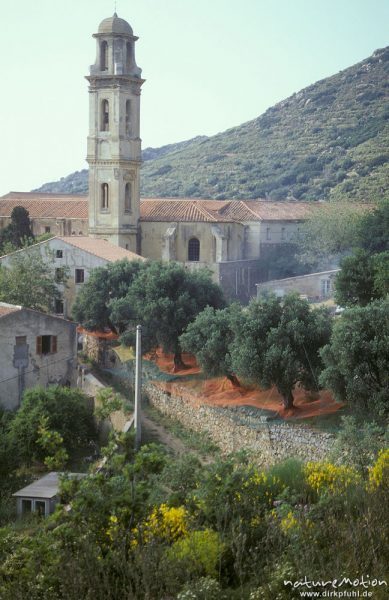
134;324;142;449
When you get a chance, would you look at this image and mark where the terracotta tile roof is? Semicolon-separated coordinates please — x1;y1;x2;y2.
0;191;316;223
0;192;88;219
239;201;315;220
140;198;315;222
77;326;119;340
58;236;145;262
140;198;231;222
0;302;22;318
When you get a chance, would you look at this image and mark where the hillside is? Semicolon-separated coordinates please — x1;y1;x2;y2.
35;46;389;201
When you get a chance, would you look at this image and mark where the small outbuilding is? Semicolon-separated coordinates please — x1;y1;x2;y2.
13;471;86;517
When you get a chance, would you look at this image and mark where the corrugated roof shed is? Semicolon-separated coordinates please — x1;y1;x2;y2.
13;472;86;499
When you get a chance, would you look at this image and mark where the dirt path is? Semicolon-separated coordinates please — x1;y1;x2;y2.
141;412;188;456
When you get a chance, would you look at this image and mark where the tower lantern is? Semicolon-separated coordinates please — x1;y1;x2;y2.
86;13;144;251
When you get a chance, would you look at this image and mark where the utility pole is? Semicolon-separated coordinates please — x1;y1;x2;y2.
134;324;142;449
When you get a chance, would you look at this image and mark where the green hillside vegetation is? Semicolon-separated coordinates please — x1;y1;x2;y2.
34;46;389;201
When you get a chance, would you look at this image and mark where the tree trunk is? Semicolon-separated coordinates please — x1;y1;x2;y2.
226;373;241;387
173;350;187;372
282;389;295;410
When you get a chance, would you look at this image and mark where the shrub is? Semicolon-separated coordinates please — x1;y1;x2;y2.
168;529;224;578
304;461;361;496
138;504;188;544
266;459;307;498
8;386;95;465
177;576;224;600
368;448;389;490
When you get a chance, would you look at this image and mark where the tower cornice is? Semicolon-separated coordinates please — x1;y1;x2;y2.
86;75;145;87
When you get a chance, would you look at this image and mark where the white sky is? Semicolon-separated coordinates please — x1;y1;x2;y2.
1;0;388;196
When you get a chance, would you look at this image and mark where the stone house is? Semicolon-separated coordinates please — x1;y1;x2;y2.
0;302;77;411
256;269;340;301
0;236;145;320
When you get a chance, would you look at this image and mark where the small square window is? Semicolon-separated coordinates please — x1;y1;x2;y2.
45;226;51;233
36;335;57;355
75;269;85;284
15;336;27;346
56;250;63;258
21;499;32;514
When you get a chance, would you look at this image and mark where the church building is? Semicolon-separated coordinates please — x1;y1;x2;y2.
0;13;316;303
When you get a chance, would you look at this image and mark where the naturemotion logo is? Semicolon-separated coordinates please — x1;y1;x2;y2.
284;575;387;598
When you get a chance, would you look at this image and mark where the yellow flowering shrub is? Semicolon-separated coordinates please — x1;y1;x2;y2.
105;514;119;543
304;461;360;495
138;504;188;544
167;529;224;578
242;470;285;508
280;511;299;533
368;448;389;490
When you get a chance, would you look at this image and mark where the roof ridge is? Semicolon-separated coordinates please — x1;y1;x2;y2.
192;201;218;222
240;200;263;219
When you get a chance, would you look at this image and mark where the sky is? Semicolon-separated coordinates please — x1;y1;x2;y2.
1;0;388;196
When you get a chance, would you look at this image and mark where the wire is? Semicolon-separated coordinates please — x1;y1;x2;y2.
0;354;77;386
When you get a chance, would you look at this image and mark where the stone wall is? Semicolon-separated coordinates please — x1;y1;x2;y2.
80;371;131;433
144;382;333;467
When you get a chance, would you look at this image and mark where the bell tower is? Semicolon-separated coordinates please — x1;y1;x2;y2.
86;14;144;251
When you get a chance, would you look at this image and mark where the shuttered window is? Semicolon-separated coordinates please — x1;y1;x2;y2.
36;335;57;355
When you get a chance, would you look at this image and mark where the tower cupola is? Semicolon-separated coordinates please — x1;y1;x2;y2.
90;13;142;78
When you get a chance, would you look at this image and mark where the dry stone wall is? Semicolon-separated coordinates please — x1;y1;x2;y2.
144;382;333;467
80;371;130;433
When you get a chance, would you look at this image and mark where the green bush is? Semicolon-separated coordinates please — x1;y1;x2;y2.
8;386;96;465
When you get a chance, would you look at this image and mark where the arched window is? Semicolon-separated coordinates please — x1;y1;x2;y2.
126;42;132;71
124;183;132;212
188;237;200;262
101;183;109;210
124;183;132;213
125;99;131;135
101;100;109;131
100;41;108;71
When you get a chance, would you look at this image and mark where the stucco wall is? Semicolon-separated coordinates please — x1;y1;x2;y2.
258;220;302;247
144;382;333;467
0;310;77;411
140;221;246;263
0;216;87;238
